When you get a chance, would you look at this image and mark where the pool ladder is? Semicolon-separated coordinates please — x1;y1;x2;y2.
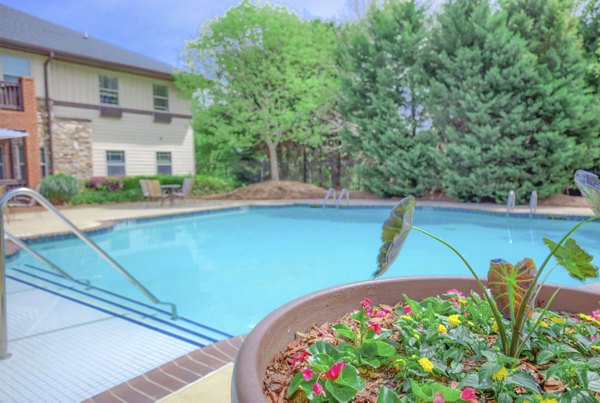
322;188;350;208
0;187;178;360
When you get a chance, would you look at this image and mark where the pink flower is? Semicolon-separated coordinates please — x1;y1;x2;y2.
460;387;477;402
313;382;326;397
365;306;374;317
404;306;412;315
361;298;373;308
301;368;313;381
593;309;600;320
374;308;391;317
327;361;346;381
446;289;464;298
593;335;599;342
291;351;312;369
433;392;445;403
368;320;381;335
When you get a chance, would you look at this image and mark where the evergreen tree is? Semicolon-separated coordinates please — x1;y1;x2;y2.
339;0;439;197
578;0;600;93
503;0;600;191
426;0;543;202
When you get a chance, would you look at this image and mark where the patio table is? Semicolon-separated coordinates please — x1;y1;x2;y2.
160;184;181;206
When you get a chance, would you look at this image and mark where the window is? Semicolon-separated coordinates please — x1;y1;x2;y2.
99;75;119;105
156;152;172;175
40;147;48;177
153;84;169;111
106;151;125;176
1;55;31;83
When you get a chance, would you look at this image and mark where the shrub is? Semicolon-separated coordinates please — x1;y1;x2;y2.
88;176;123;192
193;175;236;195
70;189;143;205
39;173;82;204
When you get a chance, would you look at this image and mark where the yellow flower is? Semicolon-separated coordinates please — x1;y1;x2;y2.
438;324;447;334
413;333;420;340
492;320;499;332
539;321;549;328
411;355;419;359
579;313;594;321
592;346;600;351
540;399;558;403
448;314;461;326
459;299;467;305
401;315;412;321
492;367;508;381
566;327;575;334
418;357;434;373
393;358;407;369
550;316;565;325
466;321;474;327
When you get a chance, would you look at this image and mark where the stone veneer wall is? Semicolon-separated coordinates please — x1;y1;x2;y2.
37;102;93;180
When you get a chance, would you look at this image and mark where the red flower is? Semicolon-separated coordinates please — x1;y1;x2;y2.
368;320;381;335
375;308;391;317
460;387;477;402
365;306;374;317
361;298;373;308
404;306;412;315
313;382;326;397
433;392;445;403
327;361;346;381
291;351;312;369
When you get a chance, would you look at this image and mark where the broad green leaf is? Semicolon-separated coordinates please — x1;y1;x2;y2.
564;388;596;402
373;196;416;278
429;383;461;401
487;258;536;318
410;380;432;400
497;392;513;403
377;386;402;403
309;353;335;372
360;356;381;368
543;238;598;280
506;371;540;393
286;372;304;398
458;373;493;390
308;341;339;358
325;379;356;402
575;170;600;215
410;380;461;402
536;350;554;365
478;362;503;384
589;357;600;370
587;371;600;392
332;324;356;342
337;364;366;391
360;340;397;358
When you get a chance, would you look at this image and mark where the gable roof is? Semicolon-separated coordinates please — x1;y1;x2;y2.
0;4;173;79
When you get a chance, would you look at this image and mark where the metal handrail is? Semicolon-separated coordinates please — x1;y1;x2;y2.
322;188;337;207
0;188;178;359
529;190;538;216
506;190;516;216
336;188;350;208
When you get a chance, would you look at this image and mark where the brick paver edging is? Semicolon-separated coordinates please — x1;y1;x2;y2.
84;335;246;403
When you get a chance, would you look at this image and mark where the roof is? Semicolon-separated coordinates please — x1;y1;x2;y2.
0;4;173;79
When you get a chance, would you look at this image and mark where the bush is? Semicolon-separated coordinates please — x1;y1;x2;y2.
39;173;82;204
193;175;236;195
88;176;123;192
70;189;143;205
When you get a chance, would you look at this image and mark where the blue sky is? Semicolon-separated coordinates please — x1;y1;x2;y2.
3;0;352;66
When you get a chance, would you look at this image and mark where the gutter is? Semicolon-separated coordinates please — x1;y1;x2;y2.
43;51;55;175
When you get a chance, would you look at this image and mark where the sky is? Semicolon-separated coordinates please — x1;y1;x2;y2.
2;0;354;67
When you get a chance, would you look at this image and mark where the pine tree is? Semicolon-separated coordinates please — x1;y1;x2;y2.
426;0;543;202
503;0;600;192
339;0;440;197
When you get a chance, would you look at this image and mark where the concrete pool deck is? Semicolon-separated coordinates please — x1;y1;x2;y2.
2;198;598;402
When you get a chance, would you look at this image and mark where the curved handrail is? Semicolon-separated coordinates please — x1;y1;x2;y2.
506;190;516;215
336;188;350;208
322;188;337;208
0;188;178;358
529;190;538;216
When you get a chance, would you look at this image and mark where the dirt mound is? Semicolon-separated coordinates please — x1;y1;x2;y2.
214;181;328;200
539;194;592;208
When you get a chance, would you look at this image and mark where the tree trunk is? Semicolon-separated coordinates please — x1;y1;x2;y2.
266;139;280;181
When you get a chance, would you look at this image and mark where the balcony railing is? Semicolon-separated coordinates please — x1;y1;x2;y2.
0;81;22;111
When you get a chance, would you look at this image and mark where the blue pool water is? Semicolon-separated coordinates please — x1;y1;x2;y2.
10;206;600;336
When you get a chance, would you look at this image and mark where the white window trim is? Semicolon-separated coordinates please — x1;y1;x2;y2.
156;151;172;175
153;84;169;111
106;150;126;176
99;75;119;105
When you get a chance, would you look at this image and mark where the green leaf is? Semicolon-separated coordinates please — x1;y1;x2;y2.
360;340;397;358
588;371;600;392
487;258;536;318
337;365;366;391
497;392;513;403
543;238;598;280
325;379;356;402
537;350;555;365
478;362;503;384
564;388;596;402
410;380;432;400
373;196;416;278
332;324;356;342
308;341;339;358
376;386;402;403
429;383;461;401
506;371;540;393
286;372;304;398
575;170;600;215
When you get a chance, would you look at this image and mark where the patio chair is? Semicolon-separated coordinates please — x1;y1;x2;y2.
146;179;169;207
139;179;152;207
173;178;195;204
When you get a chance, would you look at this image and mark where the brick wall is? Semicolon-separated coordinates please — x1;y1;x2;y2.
0;77;41;188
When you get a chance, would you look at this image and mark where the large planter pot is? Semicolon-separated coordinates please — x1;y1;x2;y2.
232;276;600;402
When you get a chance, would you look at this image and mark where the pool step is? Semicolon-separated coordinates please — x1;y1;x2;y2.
7;264;233;348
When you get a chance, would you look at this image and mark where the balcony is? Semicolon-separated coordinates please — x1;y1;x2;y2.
0;81;22;111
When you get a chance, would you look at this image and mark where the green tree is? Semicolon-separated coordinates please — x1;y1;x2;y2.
176;1;338;181
578;0;600;93
503;0;600;193
339;0;440;197
426;0;543;202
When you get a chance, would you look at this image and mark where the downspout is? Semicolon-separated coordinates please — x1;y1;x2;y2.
43;51;55;175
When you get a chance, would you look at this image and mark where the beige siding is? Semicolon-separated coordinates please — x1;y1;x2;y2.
53;105;194;176
50;61;190;114
0;47;46;95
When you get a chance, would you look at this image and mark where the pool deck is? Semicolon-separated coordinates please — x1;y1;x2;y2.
2;198;598;402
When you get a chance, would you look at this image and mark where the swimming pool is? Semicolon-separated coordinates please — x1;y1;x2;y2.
9;206;599;336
